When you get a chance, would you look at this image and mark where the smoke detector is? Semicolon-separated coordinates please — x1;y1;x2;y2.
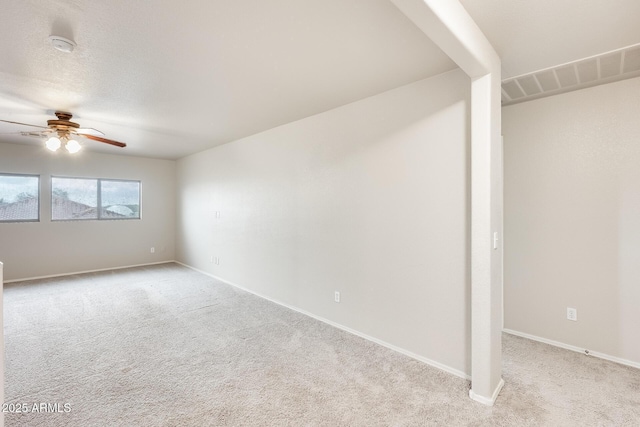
48;35;76;53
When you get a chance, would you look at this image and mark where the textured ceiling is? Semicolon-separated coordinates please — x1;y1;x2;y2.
459;0;640;79
6;1;635;159
0;0;456;159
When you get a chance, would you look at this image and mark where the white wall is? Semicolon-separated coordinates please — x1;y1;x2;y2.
177;69;472;374
503;76;640;365
0;143;176;281
0;261;4;427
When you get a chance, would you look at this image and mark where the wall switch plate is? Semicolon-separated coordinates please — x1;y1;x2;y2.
567;307;577;321
334;291;340;303
215;257;220;265
210;256;214;263
150;247;155;253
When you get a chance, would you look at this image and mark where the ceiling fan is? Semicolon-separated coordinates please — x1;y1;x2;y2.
0;111;126;153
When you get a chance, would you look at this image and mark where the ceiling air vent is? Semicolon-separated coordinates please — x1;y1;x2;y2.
600;53;622;78
576;59;598;83
622;47;640;73
517;75;542;96
555;65;578;87
534;70;559;91
502;43;640;106
502;80;525;99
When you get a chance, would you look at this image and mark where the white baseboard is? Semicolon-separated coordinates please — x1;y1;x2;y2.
503;329;640;370
175;261;471;381
3;260;176;284
469;378;504;406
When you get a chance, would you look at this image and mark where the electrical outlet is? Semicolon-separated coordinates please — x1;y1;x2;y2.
567;307;577;321
150;247;155;254
334;291;340;303
215;211;221;219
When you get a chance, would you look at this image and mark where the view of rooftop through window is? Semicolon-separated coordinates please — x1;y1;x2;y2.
52;177;140;220
101;180;141;218
0;173;39;222
52;177;98;220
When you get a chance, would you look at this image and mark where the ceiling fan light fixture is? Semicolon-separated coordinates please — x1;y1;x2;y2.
45;136;61;151
1;111;126;150
48;35;77;53
65;139;81;153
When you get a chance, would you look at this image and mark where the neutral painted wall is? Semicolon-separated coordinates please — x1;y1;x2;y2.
0;261;4;427
177;69;472;374
0;143;176;281
503;76;640;364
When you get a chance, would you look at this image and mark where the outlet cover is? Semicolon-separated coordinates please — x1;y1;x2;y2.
334;291;340;303
567;307;577;321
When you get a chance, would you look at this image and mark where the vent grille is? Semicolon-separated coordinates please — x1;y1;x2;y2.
555;65;578;87
576;60;598;83
623;46;640;73
600;53;621;78
535;70;559;91
502;43;640;106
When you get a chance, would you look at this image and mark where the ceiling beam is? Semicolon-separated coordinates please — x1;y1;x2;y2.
390;0;499;78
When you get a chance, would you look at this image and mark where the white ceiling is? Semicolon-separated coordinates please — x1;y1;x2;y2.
3;1;638;160
0;0;456;159
459;0;640;79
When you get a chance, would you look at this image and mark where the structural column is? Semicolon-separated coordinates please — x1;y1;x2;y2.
390;0;503;404
469;72;504;404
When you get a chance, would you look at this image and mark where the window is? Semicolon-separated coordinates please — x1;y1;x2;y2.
0;173;40;222
100;179;141;219
52;177;98;220
52;177;140;221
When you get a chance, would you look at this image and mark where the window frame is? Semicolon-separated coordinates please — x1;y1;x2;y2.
99;178;142;221
0;172;40;223
51;176;141;222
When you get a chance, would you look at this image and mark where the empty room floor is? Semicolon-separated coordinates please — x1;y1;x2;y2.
4;263;640;426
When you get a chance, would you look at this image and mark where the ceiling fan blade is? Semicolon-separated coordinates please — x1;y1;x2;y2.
0;119;48;129
81;134;127;148
20;131;50;138
76;128;105;137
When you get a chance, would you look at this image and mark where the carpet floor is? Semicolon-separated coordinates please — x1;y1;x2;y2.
4;263;640;426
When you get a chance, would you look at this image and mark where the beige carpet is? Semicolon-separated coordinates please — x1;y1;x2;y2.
4;263;640;426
